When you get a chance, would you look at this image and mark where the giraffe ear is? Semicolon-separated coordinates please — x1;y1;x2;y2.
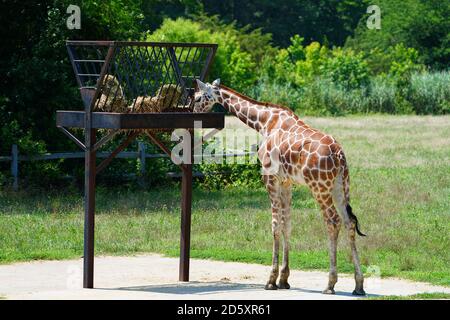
195;79;207;91
212;78;220;87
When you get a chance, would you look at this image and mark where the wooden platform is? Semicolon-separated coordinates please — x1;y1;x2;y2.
56;111;225;129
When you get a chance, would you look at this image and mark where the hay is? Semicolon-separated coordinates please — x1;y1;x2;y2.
94;77;187;113
91;76;191;140
94;75;128;112
131;84;185;113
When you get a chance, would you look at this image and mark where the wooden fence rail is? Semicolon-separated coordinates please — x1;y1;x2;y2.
0;143;255;190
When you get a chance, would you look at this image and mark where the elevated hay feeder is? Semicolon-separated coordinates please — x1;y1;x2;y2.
60;41;221;130
56;41;224;288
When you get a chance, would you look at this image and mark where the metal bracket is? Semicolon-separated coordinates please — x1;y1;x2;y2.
93;129;119;152
96;131;139;174
57;126;86;151
193;128;221;151
145;131;174;159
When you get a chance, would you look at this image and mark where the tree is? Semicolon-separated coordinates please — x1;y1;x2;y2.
201;0;366;47
346;0;450;69
0;0;144;154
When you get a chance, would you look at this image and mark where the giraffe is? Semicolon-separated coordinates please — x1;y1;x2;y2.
193;79;366;295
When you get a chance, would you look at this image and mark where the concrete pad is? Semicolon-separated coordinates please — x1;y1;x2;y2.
0;254;448;300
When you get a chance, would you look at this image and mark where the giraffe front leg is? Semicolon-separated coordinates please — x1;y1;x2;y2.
278;184;292;289
265;225;281;290
278;226;290;289
264;176;282;290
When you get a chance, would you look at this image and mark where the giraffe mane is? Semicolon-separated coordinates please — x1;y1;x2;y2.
219;84;297;115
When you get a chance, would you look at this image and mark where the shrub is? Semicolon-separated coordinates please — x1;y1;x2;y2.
147;18;256;91
250;76;302;112
262;36;369;92
363;45;425;79
367;76;397;113
293;41;329;87
324;48;370;90
298;78;368;116
193;14;275;65
264;36;328;87
408;71;450;114
199;155;262;190
388;44;425;78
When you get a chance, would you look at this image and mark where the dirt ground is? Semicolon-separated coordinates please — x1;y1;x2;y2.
1;254;448;300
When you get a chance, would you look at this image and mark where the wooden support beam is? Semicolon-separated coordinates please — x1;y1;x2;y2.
179;163;192;281
145;131;174;159
83;129;96;289
96;132;139;174
179;130;193;281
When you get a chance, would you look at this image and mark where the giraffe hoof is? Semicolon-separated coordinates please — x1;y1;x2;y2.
278;281;290;289
322;288;335;295
264;283;278;290
352;289;366;296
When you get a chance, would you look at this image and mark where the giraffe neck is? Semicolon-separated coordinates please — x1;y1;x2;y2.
217;86;304;135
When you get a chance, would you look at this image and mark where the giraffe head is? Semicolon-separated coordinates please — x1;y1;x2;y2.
193;79;221;113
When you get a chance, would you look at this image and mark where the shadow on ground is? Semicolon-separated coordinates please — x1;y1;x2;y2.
100;281;378;298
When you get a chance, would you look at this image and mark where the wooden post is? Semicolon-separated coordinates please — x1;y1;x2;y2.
11;144;18;191
83;129;96;288
179;130;193;281
82;43;114;289
138;141;146;187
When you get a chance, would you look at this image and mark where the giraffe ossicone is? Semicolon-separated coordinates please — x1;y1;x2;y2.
193;79;366;295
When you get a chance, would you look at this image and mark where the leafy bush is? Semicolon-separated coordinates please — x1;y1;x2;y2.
193;14;275;65
388;45;425;78
263;36;328;87
262;36;369;92
250;76;302;111
252;70;449;116
254;35;447;117
324;48;370;90
409;71;450;114
199;155;262;190
147;18;257;91
298;78;368;115
367;76;397;113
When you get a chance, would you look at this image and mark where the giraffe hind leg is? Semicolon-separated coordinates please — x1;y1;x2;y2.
332;177;365;295
312;190;341;295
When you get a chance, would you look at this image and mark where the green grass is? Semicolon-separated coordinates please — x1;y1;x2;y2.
0;115;449;287
366;292;450;300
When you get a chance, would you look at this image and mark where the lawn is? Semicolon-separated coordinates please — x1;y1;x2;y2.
366;292;450;300
0;115;449;286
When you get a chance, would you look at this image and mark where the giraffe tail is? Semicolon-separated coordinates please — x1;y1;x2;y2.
341;154;366;237
346;203;366;237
